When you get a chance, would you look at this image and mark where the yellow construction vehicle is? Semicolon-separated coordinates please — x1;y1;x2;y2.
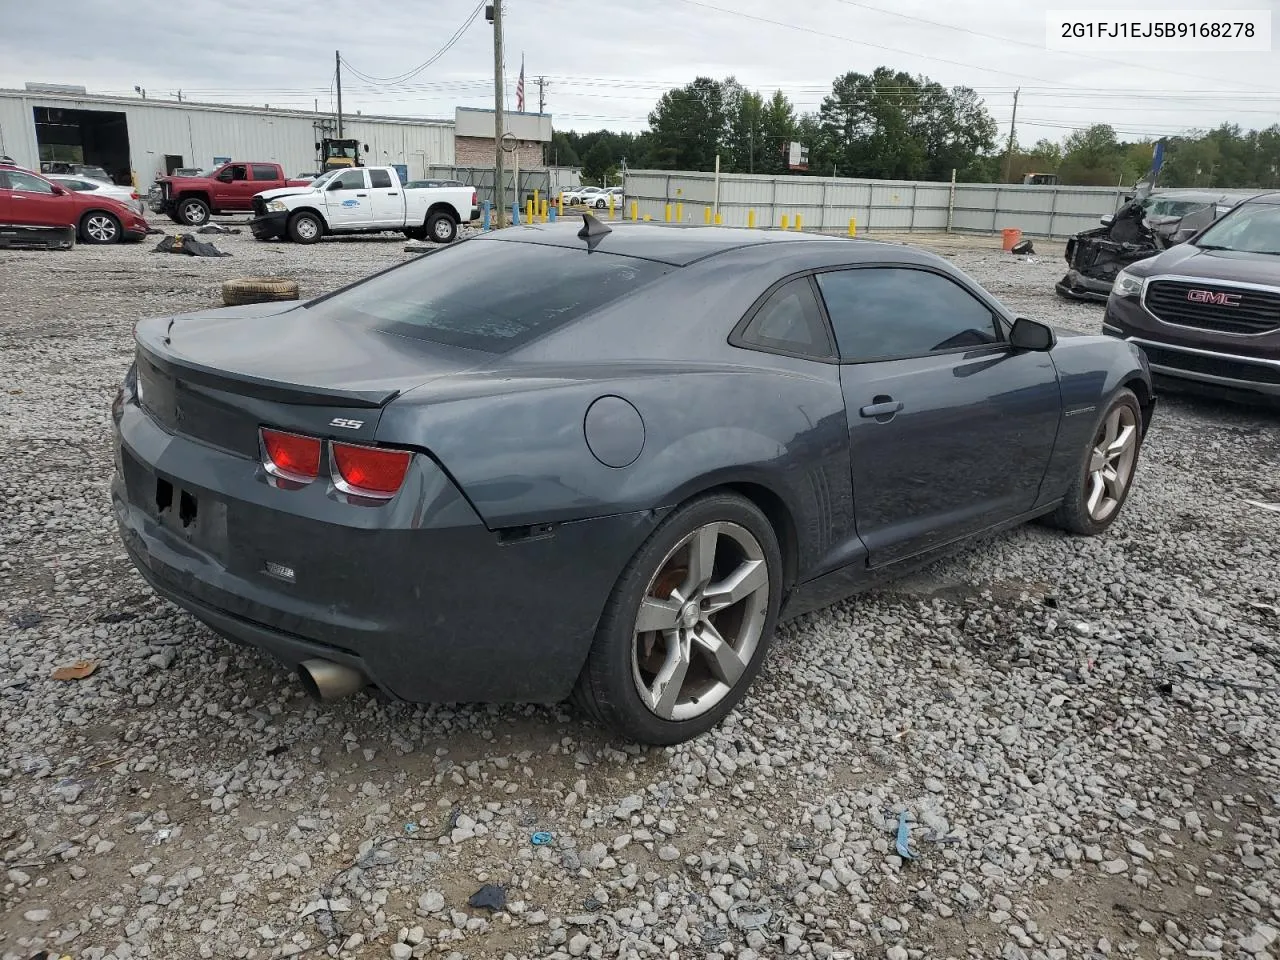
316;138;367;172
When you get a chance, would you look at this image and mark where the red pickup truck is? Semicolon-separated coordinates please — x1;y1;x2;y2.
151;162;312;226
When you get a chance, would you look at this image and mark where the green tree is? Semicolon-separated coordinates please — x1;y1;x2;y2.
758;90;798;175
548;132;580;168
648;77;728;170
581;141;615;184
1059;124;1125;185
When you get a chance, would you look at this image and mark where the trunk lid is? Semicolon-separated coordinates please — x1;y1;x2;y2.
134;302;485;456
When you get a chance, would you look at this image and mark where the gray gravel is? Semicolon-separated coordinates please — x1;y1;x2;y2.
2;221;1279;960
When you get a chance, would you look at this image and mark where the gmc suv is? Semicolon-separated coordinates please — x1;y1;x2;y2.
1104;192;1280;404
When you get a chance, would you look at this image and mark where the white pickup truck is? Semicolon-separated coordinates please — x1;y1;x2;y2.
249;166;479;244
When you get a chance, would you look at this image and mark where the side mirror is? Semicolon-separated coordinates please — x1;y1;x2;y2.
49;184;67;196
1100;214;1114;226
362;143;369;152
327;179;346;191
217;171;233;182
314;142;320;151
1009;317;1055;352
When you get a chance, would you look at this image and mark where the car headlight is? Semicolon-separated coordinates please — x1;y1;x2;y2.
1112;269;1145;298
266;199;288;213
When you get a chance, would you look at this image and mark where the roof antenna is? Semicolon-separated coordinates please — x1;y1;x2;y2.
578;212;612;249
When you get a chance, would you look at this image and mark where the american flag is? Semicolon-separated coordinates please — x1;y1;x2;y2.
516;55;525;112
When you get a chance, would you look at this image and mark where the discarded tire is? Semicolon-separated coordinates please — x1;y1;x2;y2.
1010;238;1035;256
221;277;301;307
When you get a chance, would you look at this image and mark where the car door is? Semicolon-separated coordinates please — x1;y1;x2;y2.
815;264;1062;567
322;169;373;228
4;170;75;228
0;172;12;222
367;168;404;227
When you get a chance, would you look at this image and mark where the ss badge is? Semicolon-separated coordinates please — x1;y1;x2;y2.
329;417;365;430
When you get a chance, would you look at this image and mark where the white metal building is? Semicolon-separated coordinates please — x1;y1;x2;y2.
0;86;456;186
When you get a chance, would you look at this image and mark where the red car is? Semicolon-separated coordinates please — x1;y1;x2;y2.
0;165;149;246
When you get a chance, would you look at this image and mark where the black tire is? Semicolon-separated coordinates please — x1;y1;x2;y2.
572;492;783;745
79;211;121;244
167;211;184;225
595;198;608;209
404;226;427;241
1048;387;1144;536
221;277;301;307
427;212;457;243
287;211;324;245
176;197;210;226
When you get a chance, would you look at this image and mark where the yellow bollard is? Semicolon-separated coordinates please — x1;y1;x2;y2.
848;217;857;237
526;198;534;223
704;207;712;225
540;199;548;223
795;214;803;232
780;214;789;231
558;193;564;218
715;212;723;225
630;200;638;221
748;209;756;229
676;202;683;222
609;195;615;220
664;204;672;223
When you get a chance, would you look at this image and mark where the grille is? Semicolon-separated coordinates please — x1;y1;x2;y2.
1141;343;1280;386
1144;280;1280;335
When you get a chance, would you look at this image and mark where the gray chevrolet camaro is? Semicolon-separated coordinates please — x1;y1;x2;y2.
111;217;1156;744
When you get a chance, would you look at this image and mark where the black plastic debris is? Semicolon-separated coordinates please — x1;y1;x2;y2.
467;883;507;911
11;613;45;630
153;234;230;257
97;611;137;624
1010;238;1035;256
197;223;241;235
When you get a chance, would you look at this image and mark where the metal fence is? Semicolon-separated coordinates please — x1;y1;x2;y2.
622;169;1127;239
426;165;582;207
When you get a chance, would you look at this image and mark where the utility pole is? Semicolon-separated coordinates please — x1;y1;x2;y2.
335;50;344;137
491;1;506;227
537;77;546;115
1002;88;1019;183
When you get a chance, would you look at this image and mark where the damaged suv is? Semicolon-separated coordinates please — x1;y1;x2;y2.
1057;195;1219;302
1103;192;1280;403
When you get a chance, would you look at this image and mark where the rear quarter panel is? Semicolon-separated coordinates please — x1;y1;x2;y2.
405;187;472;224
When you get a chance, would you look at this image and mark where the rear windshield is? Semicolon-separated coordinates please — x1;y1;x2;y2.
304;238;672;352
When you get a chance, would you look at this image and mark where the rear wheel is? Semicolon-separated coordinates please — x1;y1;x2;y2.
80;211;120;244
1049;387;1143;535
427;212;456;243
176;197;210;226
288;211;323;244
573;493;782;745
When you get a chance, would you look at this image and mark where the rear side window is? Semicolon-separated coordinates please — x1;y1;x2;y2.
816;267;1000;362
304;240;672;353
251;164;279;181
369;169;394;188
737;277;833;359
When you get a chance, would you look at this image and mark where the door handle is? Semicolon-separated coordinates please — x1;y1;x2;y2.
859;399;904;419
356;193;368;197
387;192;399;196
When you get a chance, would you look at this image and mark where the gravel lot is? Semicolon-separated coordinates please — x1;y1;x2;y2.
2;220;1279;960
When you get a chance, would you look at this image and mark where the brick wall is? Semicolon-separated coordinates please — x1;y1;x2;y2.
455;136;545;169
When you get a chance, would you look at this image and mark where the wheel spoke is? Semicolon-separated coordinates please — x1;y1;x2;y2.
703;558;768;614
1086;471;1106;517
1105;424;1135;461
643;637;690;719
1101;465;1122;500
1103;409;1121;447
635;596;682;634
683;524;720;594
691;621;747;687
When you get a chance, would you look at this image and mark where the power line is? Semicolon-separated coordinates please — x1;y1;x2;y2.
340;0;485;85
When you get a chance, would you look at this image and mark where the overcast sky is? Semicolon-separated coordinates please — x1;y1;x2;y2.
2;0;1278;147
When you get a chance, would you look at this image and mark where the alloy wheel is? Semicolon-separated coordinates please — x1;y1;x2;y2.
86;215;117;242
296;217;319;240
631;521;770;722
1086;404;1138;521
432;218;452;241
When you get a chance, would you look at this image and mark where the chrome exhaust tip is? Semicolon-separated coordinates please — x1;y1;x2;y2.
298;659;366;700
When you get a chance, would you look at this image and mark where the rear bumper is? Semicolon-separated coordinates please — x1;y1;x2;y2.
0;223;75;250
111;397;660;703
249;212;289;239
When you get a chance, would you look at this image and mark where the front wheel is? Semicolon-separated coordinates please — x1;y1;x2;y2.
427;213;457;243
573;493;783;745
80;212;121;244
288;211;323;244
176;197;209;226
1049;387;1144;535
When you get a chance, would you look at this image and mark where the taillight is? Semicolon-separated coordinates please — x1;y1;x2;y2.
130;191;141;200
332;443;411;498
471;190;478;206
261;428;321;482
